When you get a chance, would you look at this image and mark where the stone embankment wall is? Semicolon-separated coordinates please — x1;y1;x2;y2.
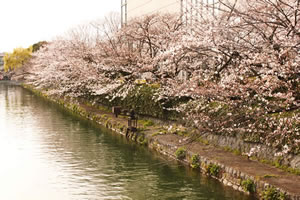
200;134;300;170
0;53;4;80
23;84;300;200
0;53;4;66
148;136;300;200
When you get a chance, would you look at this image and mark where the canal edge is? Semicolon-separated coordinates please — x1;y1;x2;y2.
22;83;300;200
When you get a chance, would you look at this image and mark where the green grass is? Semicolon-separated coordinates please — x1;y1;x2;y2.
139;119;155;128
262;174;278;178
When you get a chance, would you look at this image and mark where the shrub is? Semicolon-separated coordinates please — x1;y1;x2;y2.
206;163;220;177
261;186;287;200
175;147;186;160
137;134;147;145
190;154;200;169
241;179;256;193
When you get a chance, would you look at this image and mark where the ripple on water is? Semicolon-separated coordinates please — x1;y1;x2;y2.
0;82;253;200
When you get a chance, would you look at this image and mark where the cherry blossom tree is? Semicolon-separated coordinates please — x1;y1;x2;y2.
22;0;299;156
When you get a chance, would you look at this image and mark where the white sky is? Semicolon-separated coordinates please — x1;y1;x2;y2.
0;0;120;52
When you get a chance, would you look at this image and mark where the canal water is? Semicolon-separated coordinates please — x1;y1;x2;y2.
0;82;252;200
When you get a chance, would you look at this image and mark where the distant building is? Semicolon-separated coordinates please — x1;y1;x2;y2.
121;0;237;26
121;0;180;25
0;53;4;70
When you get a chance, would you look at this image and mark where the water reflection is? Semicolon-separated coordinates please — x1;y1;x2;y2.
0;82;253;200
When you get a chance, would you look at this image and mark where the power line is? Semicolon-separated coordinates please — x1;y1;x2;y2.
122;0;220;26
127;0;153;12
148;0;181;14
124;0;181;20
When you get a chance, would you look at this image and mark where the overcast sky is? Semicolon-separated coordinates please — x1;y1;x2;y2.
0;0;120;52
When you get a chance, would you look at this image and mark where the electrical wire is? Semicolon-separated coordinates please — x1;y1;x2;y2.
123;0;220;25
148;0;181;14
127;0;153;12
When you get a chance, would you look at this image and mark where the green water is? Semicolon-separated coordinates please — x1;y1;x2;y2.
0;82;253;200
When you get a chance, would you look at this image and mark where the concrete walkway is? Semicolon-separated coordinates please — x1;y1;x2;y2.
77;101;300;199
155;133;300;198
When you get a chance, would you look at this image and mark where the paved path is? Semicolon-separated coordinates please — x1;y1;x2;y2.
79;102;300;198
156;133;300;198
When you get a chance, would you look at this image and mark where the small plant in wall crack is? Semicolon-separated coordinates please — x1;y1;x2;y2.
261;186;287;200
137;134;148;145
241;179;256;193
190;154;200;169
206;163;220;177
175;147;186;160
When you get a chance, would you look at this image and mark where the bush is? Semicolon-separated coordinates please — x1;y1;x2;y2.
206;164;220;177
241;179;256;193
261;186;287;200
190;154;200;169
175;147;186;160
137;134;147;145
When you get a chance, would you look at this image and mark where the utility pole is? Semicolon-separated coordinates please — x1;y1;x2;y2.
121;0;128;27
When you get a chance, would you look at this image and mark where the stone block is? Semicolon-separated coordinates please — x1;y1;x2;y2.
233;185;239;190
